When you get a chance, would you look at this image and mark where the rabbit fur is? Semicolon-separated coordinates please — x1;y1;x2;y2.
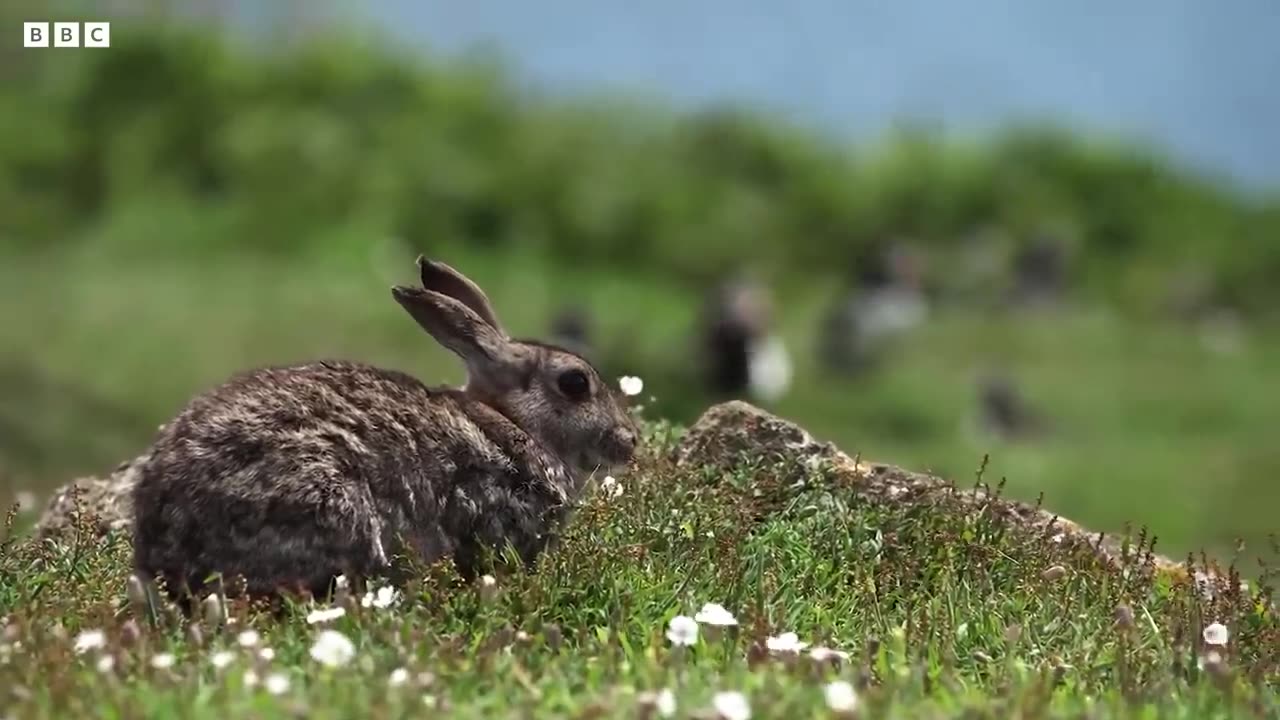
131;256;640;604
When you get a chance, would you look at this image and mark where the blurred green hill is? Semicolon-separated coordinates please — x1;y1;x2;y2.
1;20;1277;565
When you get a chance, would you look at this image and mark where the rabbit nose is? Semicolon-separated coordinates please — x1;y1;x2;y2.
617;428;638;453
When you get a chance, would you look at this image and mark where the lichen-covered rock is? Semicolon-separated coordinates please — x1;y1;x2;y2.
675;400;841;470
34;452;150;542
674;400;1194;578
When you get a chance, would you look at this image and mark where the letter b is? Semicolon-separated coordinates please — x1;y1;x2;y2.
23;22;49;47
55;22;80;47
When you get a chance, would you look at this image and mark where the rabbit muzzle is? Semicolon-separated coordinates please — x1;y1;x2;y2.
590;425;639;471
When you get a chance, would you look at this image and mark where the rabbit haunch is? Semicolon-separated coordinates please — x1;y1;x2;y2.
130;256;639;604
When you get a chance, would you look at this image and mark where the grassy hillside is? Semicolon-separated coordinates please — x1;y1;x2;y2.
1;18;1277;586
3;240;1279;565
0;416;1275;719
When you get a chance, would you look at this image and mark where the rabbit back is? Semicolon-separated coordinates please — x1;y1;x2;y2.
132;359;573;600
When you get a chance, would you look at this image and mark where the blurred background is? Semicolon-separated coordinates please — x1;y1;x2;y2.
2;1;1277;564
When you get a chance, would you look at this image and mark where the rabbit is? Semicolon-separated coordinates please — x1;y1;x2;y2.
130;256;641;607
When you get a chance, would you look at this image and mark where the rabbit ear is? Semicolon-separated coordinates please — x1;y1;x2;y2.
415;256;505;335
392;286;528;379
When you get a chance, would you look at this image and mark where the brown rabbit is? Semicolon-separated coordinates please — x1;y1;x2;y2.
131;256;640;605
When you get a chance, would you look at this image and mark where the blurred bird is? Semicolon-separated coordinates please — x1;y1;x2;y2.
817;240;929;376
549;304;595;359
1010;233;1070;307
700;274;793;404
975;371;1049;441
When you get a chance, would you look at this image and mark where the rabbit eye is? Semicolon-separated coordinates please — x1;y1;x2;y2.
557;369;591;400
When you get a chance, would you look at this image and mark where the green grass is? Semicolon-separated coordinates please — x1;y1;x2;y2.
0;418;1275;719
2;228;1278;565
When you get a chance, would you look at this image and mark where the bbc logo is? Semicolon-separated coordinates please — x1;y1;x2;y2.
23;22;111;48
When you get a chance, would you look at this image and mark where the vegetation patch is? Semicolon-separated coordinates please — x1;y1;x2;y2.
2;404;1274;718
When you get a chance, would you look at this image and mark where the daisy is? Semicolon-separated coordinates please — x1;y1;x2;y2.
694;603;738;627
638;688;677;718
823;681;858;712
361;585;401;610
712;691;751;720
305;607;347;625
808;647;850;663
1203;622;1229;646
666;615;698;647
264;672;291;695
600;475;624;500
73;629;106;655
619;376;644;397
765;632;809;653
309;629;356;668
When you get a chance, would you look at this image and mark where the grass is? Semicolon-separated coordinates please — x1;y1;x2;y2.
2;226;1279;564
0;414;1275;719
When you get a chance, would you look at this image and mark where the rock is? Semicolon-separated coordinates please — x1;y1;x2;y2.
33;452;150;542
674;400;1193;578
675;400;840;470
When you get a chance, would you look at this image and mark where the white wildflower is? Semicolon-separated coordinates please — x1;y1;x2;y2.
655;688;676;717
712;690;751;720
422;695;438;709
1203;622;1229;646
305;606;347;625
243;669;260;688
150;652;176;670
258;647;275;661
95;654;115;673
765;631;809;654
478;573;499;601
823;681;858;712
639;688;677;718
361;585;401;610
211;650;236;669
619;376;644;397
388;667;410;687
73;629;106;655
264;672;291;696
694;603;738;627
309;629;356;668
600;475;624;500
808;646;850;662
666;615;698;647
334;575;349;591
236;629;260;648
